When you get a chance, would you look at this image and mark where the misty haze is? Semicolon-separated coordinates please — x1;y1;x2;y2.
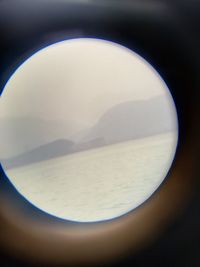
0;38;178;222
1;95;176;169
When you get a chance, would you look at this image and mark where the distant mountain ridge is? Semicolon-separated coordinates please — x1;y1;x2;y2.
0;117;86;158
82;96;176;143
1;137;107;170
0;96;177;169
1;139;74;170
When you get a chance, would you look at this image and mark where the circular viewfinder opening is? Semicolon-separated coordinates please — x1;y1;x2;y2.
0;38;178;222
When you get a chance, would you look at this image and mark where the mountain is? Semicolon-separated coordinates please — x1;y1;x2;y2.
82;96;177;144
74;137;106;152
1;139;74;170
1;137;108;170
0;117;84;158
0;96;177;169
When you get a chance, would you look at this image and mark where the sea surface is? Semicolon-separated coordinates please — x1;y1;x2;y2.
5;132;177;222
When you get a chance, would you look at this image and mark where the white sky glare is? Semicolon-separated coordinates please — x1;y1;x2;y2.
1;38;169;133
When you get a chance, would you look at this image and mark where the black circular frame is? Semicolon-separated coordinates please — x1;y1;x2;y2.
0;1;199;266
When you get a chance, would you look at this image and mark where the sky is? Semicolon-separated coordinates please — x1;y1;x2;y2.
0;38;173;136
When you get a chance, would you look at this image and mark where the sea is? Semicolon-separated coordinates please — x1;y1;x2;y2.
5;132;177;222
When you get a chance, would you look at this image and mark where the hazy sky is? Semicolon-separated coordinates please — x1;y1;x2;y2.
0;38;171;135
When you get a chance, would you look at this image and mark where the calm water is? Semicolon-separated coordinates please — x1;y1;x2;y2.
5;132;177;222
